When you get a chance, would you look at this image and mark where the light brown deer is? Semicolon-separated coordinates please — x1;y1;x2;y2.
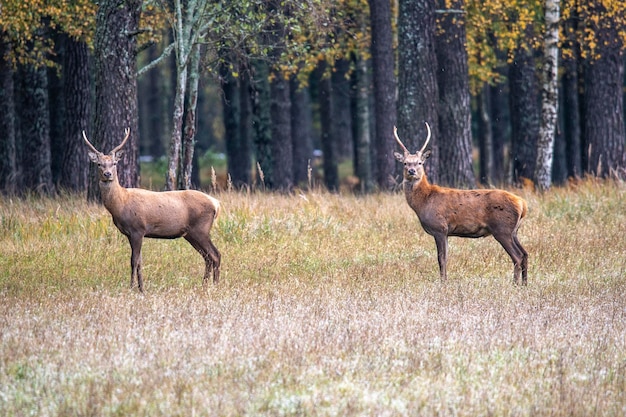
83;129;221;292
393;123;528;284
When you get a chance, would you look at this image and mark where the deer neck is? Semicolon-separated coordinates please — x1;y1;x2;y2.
403;174;432;211
98;179;128;213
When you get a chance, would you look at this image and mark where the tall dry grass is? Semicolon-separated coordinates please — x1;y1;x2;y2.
1;179;625;416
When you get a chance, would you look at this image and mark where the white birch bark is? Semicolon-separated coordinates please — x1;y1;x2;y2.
535;0;560;190
182;43;201;190
165;0;187;190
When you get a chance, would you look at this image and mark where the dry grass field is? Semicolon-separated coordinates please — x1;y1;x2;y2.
1;179;625;416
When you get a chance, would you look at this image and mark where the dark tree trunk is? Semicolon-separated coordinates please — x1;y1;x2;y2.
435;0;475;188
251;59;273;188
48;37;65;188
221;61;242;186
18;63;55;196
509;36;540;183
270;73;293;191
0;35;17;194
477;84;493;185
290;76;314;187
368;0;397;189
551;101;568;184
318;62;339;191
351;54;374;193
60;35;91;192
561;43;582;178
397;0;439;183
583;2;626;177
331;58;353;160
238;71;253;186
490;81;509;184
91;0;141;199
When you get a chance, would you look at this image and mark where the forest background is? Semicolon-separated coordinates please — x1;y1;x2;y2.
0;0;625;196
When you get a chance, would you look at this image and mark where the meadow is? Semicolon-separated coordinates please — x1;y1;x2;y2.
1;179;625;416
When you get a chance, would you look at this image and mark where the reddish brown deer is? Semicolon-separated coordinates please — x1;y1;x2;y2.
83;129;221;292
394;123;528;284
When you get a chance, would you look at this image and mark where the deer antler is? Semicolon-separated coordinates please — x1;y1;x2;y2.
393;126;410;155
82;131;100;155
419;122;431;154
111;128;131;155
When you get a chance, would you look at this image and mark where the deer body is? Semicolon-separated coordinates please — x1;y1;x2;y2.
394;124;528;284
84;130;221;292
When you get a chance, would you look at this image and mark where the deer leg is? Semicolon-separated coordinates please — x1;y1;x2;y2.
185;234;221;286
206;238;221;284
128;235;144;292
513;235;528;285
433;234;448;281
493;233;523;285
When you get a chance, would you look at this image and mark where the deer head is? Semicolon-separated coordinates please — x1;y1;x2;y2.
393;122;432;182
83;129;130;183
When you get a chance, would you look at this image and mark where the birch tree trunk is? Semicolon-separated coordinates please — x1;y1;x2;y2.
165;0;188;191
181;43;200;190
535;0;561;190
165;65;186;190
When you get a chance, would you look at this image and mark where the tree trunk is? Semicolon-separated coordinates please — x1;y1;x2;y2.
351;54;374;193
331;58;353;161
318;63;339;191
398;0;439;183
477;83;493;185
435;0;475;188
47;38;65;188
561;18;582;179
251;59;273;189
509;32;539;183
92;0;141;199
238;71;253;186
18;63;55;196
165;62;186;190
551;101;568;185
490;81;509;184
270;72;293;191
583;1;626;177
535;0;560;190
60;35;91;192
290;76;314;188
368;0;397;189
221;61;242;187
181;43;201;190
0;35;17;194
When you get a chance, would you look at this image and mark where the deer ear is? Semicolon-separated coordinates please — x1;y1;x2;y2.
87;151;99;163
422;150;432;160
394;152;405;162
113;150;125;161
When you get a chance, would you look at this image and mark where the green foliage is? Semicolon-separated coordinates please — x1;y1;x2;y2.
0;0;96;67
